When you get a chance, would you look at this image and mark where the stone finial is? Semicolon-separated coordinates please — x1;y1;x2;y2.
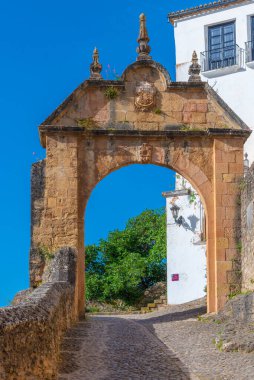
90;47;102;79
188;51;201;82
136;13;152;61
244;152;249;176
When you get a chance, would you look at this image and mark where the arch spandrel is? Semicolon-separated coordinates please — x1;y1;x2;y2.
80;135;213;210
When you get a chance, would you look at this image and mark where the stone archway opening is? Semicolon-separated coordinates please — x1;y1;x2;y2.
84;163;174;310
163;176;207;306
84;162;208;311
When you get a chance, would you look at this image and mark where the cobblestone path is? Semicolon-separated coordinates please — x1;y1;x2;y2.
58;315;195;380
58;299;254;380
130;299;254;380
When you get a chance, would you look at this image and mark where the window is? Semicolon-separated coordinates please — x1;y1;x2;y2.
208;21;236;70
245;16;254;63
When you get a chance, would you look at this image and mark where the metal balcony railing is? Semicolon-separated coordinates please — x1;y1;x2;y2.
201;44;245;72
245;41;254;63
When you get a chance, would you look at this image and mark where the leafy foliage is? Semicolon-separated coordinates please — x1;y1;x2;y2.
85;209;166;304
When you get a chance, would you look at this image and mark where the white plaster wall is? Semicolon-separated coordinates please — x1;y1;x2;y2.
165;191;206;304
173;1;254;162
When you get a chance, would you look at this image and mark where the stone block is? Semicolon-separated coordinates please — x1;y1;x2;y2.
168;100;184;112
171;111;183;122
183;112;192;123
216;163;229;174
214;149;222;163
190;112;207;124
228;237;239;249
216;182;228;195
216;248;226;261
216;206;226;220
196;103;208;113
48;197;57;208
206;112;217;123
224;227;237;238
217;295;227;311
222;219;237;228
184;103;197;112
235;151;244;164
225;207;237;220
223;174;235;183
217;283;230;297
229;163;243;174
221;151;236;163
217;237;229;249
221;195;237;207
225;183;238;195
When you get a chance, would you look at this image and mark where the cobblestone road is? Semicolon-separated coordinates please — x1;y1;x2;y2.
58;315;193;380
58;299;254;380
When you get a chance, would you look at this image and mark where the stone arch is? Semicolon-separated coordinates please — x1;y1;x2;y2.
84;141;212;215
80;135;214;311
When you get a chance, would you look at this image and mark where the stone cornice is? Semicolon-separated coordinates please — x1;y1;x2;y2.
39;125;251;148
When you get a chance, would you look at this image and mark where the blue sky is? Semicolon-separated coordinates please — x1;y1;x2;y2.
0;0;207;306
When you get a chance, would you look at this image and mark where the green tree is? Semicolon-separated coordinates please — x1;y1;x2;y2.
85;209;166;304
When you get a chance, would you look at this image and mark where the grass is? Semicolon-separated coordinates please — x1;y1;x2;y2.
38;245;54;262
104;86;119;100
154;108;162;115
77;118;98;129
212;333;224;351
180;125;206;132
85;305;100;313
197;315;210;323
228;290;252;300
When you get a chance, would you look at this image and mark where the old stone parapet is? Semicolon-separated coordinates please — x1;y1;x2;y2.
30;159;46;288
241;162;254;292
0;247;77;380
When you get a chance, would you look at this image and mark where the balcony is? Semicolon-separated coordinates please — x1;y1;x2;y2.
245;41;254;68
200;44;245;78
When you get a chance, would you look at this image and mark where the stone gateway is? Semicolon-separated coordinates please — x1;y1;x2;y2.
29;14;250;318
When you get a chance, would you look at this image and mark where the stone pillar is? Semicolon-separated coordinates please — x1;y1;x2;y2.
33;134;84;316
213;138;243;311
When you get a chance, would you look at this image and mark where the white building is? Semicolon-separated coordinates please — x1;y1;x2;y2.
163;0;253;305
169;0;254;162
163;181;206;305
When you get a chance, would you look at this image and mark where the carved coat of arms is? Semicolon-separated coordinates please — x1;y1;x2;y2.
135;81;156;111
140;143;153;163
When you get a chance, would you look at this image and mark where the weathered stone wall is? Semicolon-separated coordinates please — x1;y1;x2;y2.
241;163;254;291
30;160;46;287
0;247;77;380
222;292;254;322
